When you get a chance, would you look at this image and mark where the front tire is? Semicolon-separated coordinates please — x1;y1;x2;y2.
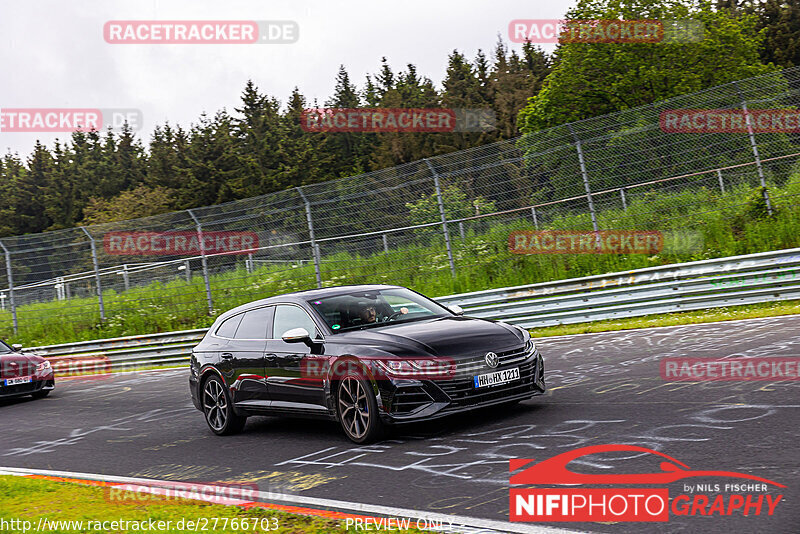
31;389;50;399
202;375;246;435
337;374;383;444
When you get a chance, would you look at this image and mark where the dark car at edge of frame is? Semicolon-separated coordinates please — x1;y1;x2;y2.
189;284;546;443
0;339;55;400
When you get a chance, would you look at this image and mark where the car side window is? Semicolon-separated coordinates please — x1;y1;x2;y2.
215;313;243;338
234;307;271;339
273;305;318;339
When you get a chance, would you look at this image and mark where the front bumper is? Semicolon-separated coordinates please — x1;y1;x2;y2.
0;373;55;399
376;350;545;424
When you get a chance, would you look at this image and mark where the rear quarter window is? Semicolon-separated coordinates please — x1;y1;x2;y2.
215;313;243;338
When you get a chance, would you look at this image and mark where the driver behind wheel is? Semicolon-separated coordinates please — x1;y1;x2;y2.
359;303;378;324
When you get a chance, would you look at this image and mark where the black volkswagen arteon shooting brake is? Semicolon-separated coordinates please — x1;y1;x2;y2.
189;285;545;443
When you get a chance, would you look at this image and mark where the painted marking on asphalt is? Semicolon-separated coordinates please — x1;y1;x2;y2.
0;466;587;534
2;408;193;457
142;436;207;451
130;464;344;492
221;470;345;491
131;464;231;481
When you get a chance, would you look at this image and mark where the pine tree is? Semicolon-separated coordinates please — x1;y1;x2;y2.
323;65;373;177
492;37;550;138
279;87;330;188
18;141;53;233
113;123;147;192
232;80;285;197
0;154;24;236
751;0;800;68
370;63;441;168
377;57;395;98
440;50;496;152
178;111;244;207
42;141;79;230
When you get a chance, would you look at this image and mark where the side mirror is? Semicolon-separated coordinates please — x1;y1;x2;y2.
11;344;22;352
448;304;464;316
281;327;311;344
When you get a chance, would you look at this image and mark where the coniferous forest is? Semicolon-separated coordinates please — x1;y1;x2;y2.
2;0;799;238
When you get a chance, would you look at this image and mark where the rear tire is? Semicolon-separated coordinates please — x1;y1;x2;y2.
337;374;383;444
202;375;246;435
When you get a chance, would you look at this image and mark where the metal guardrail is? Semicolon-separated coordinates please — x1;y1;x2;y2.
23;329;206;375
22;247;800;372
437;246;800;328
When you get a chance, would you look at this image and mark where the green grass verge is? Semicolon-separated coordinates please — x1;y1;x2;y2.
5;172;800;347
0;476;422;533
530;299;800;338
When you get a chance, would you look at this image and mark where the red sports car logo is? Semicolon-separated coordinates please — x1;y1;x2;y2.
510;444;785;487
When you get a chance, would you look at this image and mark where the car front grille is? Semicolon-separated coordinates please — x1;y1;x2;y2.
452;345;530;377
0;381;39;396
436;356;539;409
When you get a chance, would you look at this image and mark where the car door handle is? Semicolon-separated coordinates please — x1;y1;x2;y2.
221;353;233;360
265;353;277;363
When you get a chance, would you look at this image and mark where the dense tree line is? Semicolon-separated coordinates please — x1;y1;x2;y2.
0;40;549;235
3;0;799;237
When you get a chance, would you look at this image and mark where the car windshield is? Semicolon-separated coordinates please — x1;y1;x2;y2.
0;339;12;354
308;288;450;333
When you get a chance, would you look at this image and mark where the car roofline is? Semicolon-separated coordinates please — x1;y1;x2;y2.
211;284;405;323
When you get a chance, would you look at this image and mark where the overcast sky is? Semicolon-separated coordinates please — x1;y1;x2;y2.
1;0;575;158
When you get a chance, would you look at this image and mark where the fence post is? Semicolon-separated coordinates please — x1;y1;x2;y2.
737;87;772;215
531;206;539;230
0;240;18;334
183;260;192;283
620;187;628;212
246;253;253;274
568;124;600;234
55;277;66;300
717;169;725;194
459;222;465;240
382;234;389;253
187;210;214;315
79;227;106;322
424;159;456;277
296;186;322;288
121;264;130;291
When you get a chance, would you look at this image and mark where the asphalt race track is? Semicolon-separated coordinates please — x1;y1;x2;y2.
2;315;799;533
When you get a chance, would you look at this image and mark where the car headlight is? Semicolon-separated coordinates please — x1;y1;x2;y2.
373;359;452;377
36;360;51;371
525;339;537;354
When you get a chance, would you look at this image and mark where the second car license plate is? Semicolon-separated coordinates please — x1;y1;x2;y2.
474;367;519;388
4;376;31;386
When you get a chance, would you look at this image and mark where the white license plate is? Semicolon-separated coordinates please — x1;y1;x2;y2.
4;376;31;386
474;367;520;388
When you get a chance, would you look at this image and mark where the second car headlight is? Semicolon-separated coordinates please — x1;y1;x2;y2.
525;339;537;354
36;360;51;371
373;359;453;377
